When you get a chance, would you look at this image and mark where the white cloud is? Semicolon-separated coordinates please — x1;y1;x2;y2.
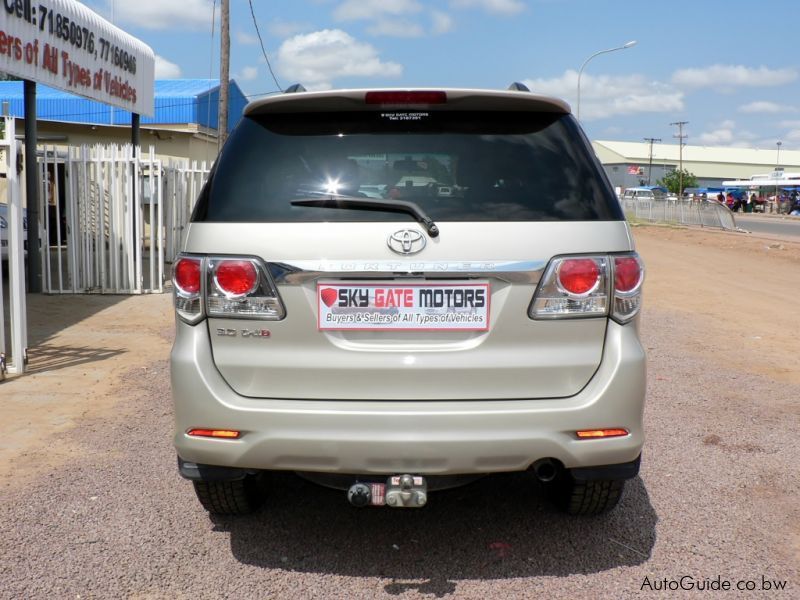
694;121;761;147
786;130;800;141
430;10;454;34
450;0;525;15
111;0;213;29
154;55;182;79
275;29;403;90
236;31;258;45
779;120;800;129
334;0;422;21
238;66;259;81
739;101;796;114
697;127;735;146
367;19;425;37
523;71;684;120
672;65;797;91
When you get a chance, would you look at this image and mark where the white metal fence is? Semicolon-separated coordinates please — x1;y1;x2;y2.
1;117;27;378
38;144;210;294
621;197;737;231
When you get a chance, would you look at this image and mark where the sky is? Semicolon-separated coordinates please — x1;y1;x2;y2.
84;0;800;152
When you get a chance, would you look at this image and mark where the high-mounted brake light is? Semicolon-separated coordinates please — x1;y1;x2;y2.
576;428;629;439
365;91;447;105
187;428;241;439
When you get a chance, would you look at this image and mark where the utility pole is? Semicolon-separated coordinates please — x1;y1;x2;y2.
219;0;230;149
670;121;688;198
643;137;661;186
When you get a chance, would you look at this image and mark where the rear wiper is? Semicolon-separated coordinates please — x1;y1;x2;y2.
290;196;439;238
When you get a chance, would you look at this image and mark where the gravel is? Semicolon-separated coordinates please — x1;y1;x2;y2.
1;306;798;599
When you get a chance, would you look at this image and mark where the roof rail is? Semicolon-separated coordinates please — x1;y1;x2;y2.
507;82;530;92
284;83;307;94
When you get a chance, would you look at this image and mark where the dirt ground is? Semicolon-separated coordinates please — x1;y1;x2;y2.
1;223;799;598
1;223;798;487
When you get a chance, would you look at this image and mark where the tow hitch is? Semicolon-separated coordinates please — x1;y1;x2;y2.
347;474;428;508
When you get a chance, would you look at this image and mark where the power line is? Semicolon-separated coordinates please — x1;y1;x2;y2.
670;121;688;197
643;137;661;185
248;0;282;91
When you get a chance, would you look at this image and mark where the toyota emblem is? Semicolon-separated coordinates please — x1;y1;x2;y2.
387;229;426;255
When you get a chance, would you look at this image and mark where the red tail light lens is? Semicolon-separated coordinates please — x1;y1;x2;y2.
174;257;201;295
557;259;600;296
614;256;642;292
365;91;447;105
214;260;258;297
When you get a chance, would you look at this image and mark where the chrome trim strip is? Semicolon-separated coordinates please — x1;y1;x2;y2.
268;260;547;285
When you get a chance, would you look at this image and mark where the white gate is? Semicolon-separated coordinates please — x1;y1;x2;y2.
164;158;210;263
38;144;209;294
1;117;27;377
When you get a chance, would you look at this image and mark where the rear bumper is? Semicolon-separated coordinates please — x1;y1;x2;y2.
170;319;646;475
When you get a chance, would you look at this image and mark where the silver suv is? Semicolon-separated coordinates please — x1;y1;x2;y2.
170;86;646;516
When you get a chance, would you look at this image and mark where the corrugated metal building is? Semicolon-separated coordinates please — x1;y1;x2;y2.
0;79;247;130
593;140;800;191
0;79;248;162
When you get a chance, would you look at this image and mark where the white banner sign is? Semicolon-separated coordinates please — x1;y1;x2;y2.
0;0;155;116
317;282;490;331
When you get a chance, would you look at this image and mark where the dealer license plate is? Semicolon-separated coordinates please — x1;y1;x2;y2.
317;282;490;331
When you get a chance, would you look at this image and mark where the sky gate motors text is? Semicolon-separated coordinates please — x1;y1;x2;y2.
335;287;486;309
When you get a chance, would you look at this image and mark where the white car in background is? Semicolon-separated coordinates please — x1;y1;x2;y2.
0;203;27;262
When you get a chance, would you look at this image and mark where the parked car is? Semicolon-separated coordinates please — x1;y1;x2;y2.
170;86;646;516
621;186;667;201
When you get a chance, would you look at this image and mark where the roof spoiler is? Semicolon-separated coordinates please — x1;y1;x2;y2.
284;83;307;94
507;82;530;92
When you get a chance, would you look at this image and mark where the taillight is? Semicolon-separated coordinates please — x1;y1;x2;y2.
612;255;644;323
206;257;285;319
530;253;643;323
530;256;609;319
365;91;447;105
172;255;286;324
214;260;258;297
173;256;203;324
174;257;201;294
557;259;601;296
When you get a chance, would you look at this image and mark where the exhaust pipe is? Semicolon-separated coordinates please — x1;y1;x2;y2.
532;458;559;483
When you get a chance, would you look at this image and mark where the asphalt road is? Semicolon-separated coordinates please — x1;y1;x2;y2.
734;214;800;239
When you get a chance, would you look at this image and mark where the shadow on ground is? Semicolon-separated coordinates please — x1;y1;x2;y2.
211;471;657;596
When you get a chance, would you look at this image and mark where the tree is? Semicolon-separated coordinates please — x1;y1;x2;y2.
658;168;697;195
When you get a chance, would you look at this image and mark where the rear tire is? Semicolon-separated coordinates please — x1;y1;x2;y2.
192;474;266;515
551;474;625;515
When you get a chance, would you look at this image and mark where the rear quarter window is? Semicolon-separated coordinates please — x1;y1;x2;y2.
193;110;623;223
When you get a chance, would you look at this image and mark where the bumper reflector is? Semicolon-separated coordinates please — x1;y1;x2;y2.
187;429;241;439
576;428;629;439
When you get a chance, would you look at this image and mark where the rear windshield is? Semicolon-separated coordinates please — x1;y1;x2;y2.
193;111;623;223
